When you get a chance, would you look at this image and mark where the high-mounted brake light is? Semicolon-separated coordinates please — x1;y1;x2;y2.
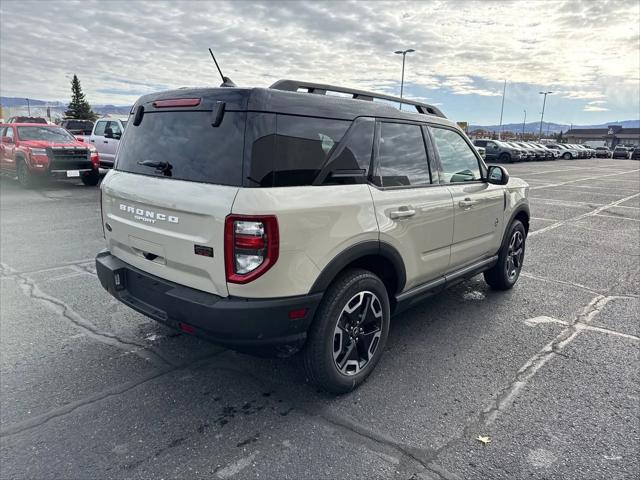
152;98;201;108
225;215;279;284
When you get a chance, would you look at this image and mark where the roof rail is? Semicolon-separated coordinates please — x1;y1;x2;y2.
269;79;446;118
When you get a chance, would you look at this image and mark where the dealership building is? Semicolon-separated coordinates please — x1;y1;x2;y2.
565;125;640;147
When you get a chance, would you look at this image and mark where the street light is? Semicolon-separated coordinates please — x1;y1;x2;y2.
26;98;30;116
538;91;552;140
522;109;527;139
394;48;415;110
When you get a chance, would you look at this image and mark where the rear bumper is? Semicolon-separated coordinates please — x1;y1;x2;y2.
95;250;322;353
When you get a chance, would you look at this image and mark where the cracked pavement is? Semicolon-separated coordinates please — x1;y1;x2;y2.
1;159;639;479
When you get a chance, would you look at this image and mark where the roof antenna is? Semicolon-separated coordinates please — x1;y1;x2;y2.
209;48;237;87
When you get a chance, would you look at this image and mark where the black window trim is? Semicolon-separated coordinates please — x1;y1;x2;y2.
369;118;439;191
425;123;488;185
312;116;375;186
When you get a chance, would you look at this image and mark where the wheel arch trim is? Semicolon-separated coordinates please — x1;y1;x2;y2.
309;241;407;295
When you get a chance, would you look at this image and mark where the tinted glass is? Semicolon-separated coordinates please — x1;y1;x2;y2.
17;126;74;142
322;118;374;185
375;122;430;187
116;111;245;186
245;115;349;187
94;121;107;136
274;115;349;187
430;127;481;183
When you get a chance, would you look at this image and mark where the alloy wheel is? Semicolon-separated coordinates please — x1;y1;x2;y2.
506;230;524;281
333;291;383;376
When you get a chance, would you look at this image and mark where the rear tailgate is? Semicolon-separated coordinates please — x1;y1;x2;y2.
101;93;249;297
102;171;237;296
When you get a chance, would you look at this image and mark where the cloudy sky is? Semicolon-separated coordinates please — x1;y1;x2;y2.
1;0;638;125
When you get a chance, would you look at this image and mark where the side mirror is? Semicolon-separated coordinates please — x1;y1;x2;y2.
1;136;13;144
487;165;509;185
104;128;114;139
75;136;85;142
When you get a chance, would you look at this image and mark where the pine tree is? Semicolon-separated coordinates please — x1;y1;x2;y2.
65;75;97;120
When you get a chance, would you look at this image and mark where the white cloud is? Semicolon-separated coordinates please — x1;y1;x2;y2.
0;0;638;122
584;105;609;112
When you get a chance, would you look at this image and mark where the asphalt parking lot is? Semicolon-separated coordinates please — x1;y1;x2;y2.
1;159;638;480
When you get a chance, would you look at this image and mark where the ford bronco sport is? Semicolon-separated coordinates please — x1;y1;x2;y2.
96;80;529;393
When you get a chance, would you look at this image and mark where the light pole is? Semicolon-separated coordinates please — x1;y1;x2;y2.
394;49;415;110
522;109;527;139
498;80;506;139
538;91;552;140
26;98;30;116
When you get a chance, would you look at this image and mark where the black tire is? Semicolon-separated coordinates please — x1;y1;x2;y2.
562;152;571;160
16;158;38;189
303;269;390;394
499;152;512;163
484;220;526;290
81;169;100;186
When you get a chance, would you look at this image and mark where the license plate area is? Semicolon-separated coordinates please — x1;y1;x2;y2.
67;170;80;177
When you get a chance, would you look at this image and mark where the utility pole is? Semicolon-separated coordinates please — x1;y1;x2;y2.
497;80;507;139
26;98;31;116
394;49;415;110
522;109;527;139
538;91;552;139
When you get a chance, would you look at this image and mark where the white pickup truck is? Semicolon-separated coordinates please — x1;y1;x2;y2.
87;118;127;168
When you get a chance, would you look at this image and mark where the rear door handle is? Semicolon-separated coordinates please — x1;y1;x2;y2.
459;198;478;209
103;141;109;144
90;139;95;142
389;207;416;219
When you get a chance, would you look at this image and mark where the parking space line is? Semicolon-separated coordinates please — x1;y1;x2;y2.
520;272;602;295
529;198;605;207
530;169;640;190
482;294;631;427
528;193;640;237
593;213;640;222
524;315;639;341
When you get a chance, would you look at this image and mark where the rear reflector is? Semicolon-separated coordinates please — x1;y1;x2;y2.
288;308;307;320
153;98;201;108
178;322;195;334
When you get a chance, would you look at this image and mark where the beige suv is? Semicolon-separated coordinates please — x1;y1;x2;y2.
96;80;529;393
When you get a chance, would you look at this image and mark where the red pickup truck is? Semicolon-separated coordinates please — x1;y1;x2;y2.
0;123;100;188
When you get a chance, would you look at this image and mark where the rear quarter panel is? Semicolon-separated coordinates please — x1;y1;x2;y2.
229;185;378;298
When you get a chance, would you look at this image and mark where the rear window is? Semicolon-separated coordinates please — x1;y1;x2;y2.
115;111;245;186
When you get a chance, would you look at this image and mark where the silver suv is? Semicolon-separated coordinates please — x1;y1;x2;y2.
96;80;530;393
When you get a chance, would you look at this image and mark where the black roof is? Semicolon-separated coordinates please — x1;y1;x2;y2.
133;82;455;127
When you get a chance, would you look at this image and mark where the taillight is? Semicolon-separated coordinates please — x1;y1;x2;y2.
225;215;279;284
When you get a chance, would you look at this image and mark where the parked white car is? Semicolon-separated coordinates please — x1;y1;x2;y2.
88;118;127;168
546;143;580;160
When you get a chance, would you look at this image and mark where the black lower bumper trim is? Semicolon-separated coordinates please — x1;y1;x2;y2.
95;251;322;352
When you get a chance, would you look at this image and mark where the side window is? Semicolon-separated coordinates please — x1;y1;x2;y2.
374;122;430;187
108;121;122;136
5;127;14;140
272;115;349;187
486;141;496;149
93;121;107;136
430;127;481;183
321;117;374;185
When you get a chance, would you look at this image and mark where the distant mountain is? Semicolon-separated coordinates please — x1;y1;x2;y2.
470;119;639;134
0;96;131;117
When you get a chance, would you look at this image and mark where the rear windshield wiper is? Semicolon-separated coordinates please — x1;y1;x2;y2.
137;160;173;176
